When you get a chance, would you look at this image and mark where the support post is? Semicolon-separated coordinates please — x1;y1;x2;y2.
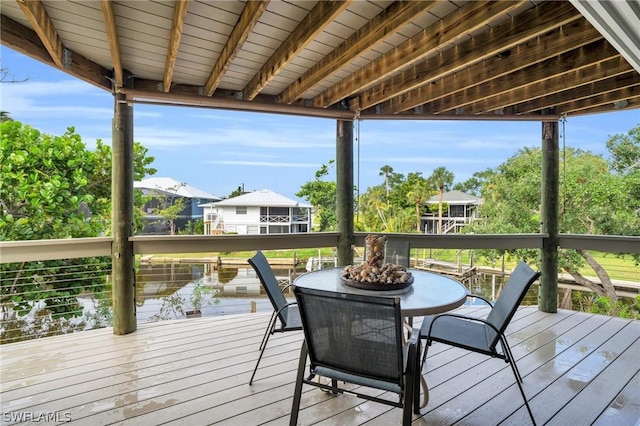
112;88;137;334
336;119;354;266
540;120;559;313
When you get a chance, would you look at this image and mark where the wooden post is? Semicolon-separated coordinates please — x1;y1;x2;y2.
540;120;559;313
112;88;137;334
336;119;354;266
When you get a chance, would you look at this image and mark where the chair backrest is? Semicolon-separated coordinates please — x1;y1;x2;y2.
248;250;290;325
485;261;541;348
293;286;405;387
384;240;411;267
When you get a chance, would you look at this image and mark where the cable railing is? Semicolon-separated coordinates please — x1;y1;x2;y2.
0;233;637;344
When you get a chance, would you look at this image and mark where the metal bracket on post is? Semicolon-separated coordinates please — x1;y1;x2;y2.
62;48;72;69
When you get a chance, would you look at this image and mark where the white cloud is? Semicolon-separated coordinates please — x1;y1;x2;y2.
207;160;319;168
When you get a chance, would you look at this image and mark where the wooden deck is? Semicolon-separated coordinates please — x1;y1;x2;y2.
1;306;638;425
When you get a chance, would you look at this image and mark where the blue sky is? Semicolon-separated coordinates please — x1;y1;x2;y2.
2;46;639;201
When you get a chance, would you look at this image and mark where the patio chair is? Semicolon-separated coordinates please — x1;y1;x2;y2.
248;250;302;385
290;287;421;426
384;239;411;267
419;261;540;424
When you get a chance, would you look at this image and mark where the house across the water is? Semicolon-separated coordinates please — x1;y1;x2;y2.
422;190;483;234
200;189;313;235
135;177;221;234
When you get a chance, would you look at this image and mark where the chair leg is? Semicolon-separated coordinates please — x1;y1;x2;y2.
420;339;430;368
289;341;308;426
501;337;523;383
250;315;277;385
501;337;535;425
510;359;536;425
259;311;277;351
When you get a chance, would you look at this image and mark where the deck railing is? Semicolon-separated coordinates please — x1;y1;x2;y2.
1;233;638;344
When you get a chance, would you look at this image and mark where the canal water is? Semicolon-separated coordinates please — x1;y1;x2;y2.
131;262;536;323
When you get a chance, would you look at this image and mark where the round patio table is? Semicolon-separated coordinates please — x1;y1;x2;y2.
293;267;468;318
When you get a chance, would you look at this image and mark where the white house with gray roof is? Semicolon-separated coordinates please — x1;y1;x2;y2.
200;189;313;235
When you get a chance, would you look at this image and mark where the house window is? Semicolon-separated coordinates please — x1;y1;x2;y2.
236;206;247;214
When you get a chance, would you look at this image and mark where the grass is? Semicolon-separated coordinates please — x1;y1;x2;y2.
140;248;638;282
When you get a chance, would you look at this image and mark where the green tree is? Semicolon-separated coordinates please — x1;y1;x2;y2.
149;183;186;235
379;165;394;199
428;166;455;234
0;121;156;336
470;130;640;306
296;161;337;231
453;168;495;196
405;179;431;232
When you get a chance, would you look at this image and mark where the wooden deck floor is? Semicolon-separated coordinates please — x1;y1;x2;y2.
1;306;639;425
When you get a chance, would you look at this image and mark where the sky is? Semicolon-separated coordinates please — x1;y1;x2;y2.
2;46;639;202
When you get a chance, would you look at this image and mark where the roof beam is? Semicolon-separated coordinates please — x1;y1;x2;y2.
0;15;111;90
16;0;64;67
561;91;640;116
357;1;580;113
377;16;600;115
100;0;123;87
429;40;621;115
204;0;269;96
278;1;439;104
242;0;352;101
313;0;528;109
508;68;640;115
163;0;190;93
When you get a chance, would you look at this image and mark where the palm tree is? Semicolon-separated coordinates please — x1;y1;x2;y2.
0;111;13;122
429;167;454;234
379;165;394;200
405;181;431;232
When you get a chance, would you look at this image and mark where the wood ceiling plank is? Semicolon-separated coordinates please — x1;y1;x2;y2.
100;0;123;87
428;40;620;115
162;0;190;92
16;0;64;67
242;0;353;101
379;18;602;114
0;15;111;91
508;69;640;115
204;0;269;96
278;1;440;104
312;0;529;109
357;1;581;112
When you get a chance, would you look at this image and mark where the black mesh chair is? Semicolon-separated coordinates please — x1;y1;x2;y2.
248;250;302;385
420;261;540;424
290;287;421;426
384;239;411;267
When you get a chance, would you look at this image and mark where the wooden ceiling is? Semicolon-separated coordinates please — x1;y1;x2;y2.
2;0;639;121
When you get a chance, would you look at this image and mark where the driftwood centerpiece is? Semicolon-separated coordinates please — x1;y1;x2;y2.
341;234;413;290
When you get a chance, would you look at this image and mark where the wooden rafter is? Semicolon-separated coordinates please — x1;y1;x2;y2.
278;1;439;105
16;0;63;67
313;0;528;109
100;0;123;87
559;90;640;116
162;0;190;93
378;16;600;114
242;0;352;101
204;0;269;97
427;40;621;115
0;15;111;90
356;1;580;113
509;69;640;115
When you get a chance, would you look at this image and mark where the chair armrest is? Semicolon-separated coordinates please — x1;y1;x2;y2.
425;312;502;337
282;283;294;292
467;294;494;307
273;301;298;317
